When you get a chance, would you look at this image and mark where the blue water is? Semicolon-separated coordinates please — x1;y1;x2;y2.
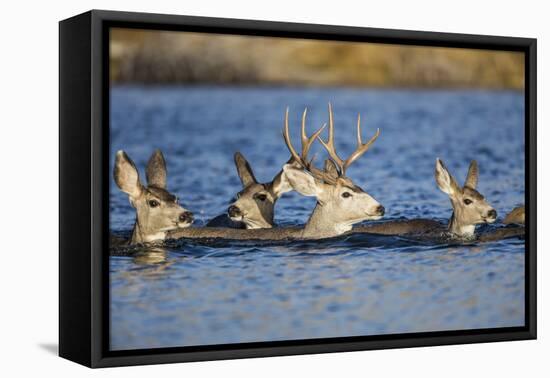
109;86;525;351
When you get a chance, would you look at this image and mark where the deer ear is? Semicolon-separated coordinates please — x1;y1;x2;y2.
234;152;258;187
435;158;461;196
503;205;525;225
114;151;144;199
271;170;292;198
324;159;340;180
464;160;478;189
270;157;299;198
146;149;167;189
282;164;319;197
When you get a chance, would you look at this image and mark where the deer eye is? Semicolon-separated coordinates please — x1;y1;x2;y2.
148;199;160;208
463;199;473;205
255;194;267;201
342;192;352;198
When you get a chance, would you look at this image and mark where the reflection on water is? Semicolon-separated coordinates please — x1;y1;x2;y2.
109;86;525;351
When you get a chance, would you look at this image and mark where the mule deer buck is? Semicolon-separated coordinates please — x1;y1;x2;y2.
356;158;523;241
113;149;194;245
206;152;294;229
282;105;385;238
168;104;385;240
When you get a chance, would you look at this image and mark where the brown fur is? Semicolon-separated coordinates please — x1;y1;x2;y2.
503;206;525;225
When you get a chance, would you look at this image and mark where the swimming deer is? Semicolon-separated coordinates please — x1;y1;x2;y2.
282;105;385;238
113;149;194;245
355;158;514;240
168;104;385;241
205;152;294;229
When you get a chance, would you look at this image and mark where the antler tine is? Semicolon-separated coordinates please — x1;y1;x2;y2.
318;102;345;173
300;108;327;159
301;108;308;156
356;113;362;145
343;112;380;173
283;107;303;165
300;108;311;158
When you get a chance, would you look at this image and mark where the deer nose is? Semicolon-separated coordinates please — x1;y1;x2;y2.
228;205;241;217
179;211;194;223
376;205;385;216
488;209;497;219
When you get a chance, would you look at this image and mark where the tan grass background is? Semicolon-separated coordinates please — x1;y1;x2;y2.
110;28;524;89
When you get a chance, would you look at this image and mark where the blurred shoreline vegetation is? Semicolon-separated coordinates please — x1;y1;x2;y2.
110;28;524;90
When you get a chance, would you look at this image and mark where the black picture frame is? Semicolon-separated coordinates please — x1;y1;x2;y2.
59;9;537;368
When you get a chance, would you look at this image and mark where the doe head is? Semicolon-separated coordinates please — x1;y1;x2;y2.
114;149;194;243
435;158;497;229
227;152;293;229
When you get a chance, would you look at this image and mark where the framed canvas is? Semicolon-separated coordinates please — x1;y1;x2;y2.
59;9;536;368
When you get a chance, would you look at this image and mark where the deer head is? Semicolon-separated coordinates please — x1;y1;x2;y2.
226;152;294;229
114;149;194;244
282;104;385;238
435;158;497;238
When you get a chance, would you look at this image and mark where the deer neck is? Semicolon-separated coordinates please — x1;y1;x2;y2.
246;214;274;229
302;202;351;239
448;211;476;238
131;219;165;244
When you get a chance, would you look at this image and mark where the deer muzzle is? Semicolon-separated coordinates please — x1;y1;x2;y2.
486;209;497;222
178;211;194;226
228;205;242;219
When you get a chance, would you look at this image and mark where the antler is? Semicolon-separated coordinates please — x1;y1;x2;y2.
345;113;380;171
283;107;336;183
318;103;380;176
317;103;345;171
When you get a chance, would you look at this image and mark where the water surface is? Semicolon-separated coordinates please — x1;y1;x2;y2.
110;86;525;350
